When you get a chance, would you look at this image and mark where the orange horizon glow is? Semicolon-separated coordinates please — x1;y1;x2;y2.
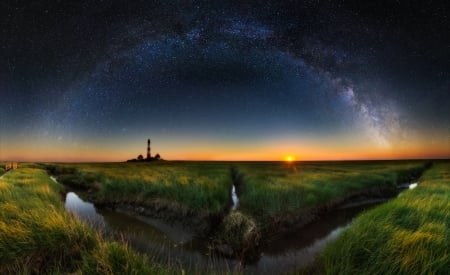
2;144;449;162
2;132;449;162
285;156;295;162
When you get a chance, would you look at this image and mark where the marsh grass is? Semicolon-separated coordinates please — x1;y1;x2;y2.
46;161;428;226
0;168;173;274
1;161;441;274
316;161;450;274
234;161;427;223
47;162;233;213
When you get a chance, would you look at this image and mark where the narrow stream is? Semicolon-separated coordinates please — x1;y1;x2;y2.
65;191;238;272
63;181;419;274
231;184;239;210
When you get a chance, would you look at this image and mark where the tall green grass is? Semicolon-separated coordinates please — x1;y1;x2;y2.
0;168;173;274
317;161;449;274
2;161;438;273
47;162;233;213
46;161;428;225
235;161;427;223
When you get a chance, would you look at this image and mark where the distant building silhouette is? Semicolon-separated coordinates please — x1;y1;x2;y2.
147;139;151;159
126;138;162;162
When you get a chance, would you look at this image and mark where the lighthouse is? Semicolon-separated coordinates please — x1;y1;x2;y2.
147;139;151;159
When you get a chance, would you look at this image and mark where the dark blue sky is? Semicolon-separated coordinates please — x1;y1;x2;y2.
1;1;449;161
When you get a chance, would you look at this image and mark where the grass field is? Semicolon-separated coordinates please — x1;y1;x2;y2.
235;160;428;223
43;160;430;259
0;167;172;274
0;160;446;273
46;160;428;225
316;161;450;274
46;162;233;213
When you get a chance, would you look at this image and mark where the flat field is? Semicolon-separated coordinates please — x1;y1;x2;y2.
236;160;427;222
47;160;428;223
1;160;447;273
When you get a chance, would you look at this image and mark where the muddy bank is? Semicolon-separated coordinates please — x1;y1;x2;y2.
89;174;422;262
45;166;229;236
57;173;421;237
259;168;427;245
60;187;227;237
261;184;399;242
48;163;428;263
107;199;225;235
63;188;394;274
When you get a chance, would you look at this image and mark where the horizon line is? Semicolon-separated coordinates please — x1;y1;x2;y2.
2;157;449;163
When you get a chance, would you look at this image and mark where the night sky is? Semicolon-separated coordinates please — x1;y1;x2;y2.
1;1;449;161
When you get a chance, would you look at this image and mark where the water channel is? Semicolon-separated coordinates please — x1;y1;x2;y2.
64;181;418;273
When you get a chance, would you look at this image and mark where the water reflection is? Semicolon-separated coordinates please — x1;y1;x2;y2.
244;200;381;274
409;183;418;189
64;192;237;272
63;191;394;273
231;185;239;210
246;225;348;274
65;192;105;228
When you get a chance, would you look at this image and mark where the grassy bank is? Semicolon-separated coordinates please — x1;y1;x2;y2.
234;161;427;223
0;167;173;274
46;162;232;214
47;161;426;217
316;161;449;274
44;161;429;259
1;161;439;272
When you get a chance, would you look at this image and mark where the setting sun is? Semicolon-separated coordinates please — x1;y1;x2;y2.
285;156;295;162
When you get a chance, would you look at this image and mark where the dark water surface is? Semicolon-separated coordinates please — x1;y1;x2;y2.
64;181;418;274
64;192;379;273
64;192;237;272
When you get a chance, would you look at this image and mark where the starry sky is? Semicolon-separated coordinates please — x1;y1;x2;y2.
1;0;449;161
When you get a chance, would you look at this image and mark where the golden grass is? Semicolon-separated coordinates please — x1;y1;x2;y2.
0;167;174;274
318;161;450;275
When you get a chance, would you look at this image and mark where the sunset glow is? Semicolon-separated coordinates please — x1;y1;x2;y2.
2;135;448;162
285;156;295;162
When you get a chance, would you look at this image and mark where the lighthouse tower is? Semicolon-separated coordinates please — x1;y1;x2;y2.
147;139;151;159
